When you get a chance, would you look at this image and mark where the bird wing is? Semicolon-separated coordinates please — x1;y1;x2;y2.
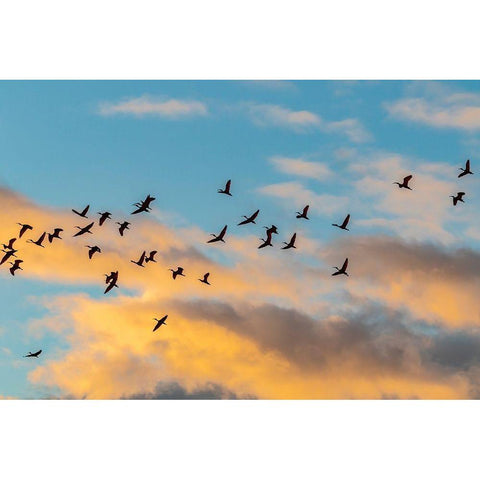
8;238;16;248
404;175;413;184
104;282;116;294
459;191;466;197
342;258;349;271
81;205;90;216
131;206;144;214
226;179;231;191
178;267;183;274
303;205;309;215
153;321;161;332
291;233;296;243
139;251;146;263
204;273;210;280
342;214;350;228
220;225;227;237
251;209;259;220
88;248;94;259
38;232;46;243
458;170;467;178
466;159;470;170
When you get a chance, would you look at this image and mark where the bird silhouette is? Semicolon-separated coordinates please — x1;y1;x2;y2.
73;222;94;237
24;349;42;358
116;221;130;236
207;225;227;243
17;223;33;238
104;271;119;294
145;250;157;263
218;179;232;196
86;245;101;259
393;175;413;190
199;272;211;285
98;211;112;226
450;192;466;206
72;205;90;218
131;195;155;214
27;232;47;248
332;258;349;276
1;249;17;265
458;159;473;178
296;205;309;219
153;315;168;332
48;228;63;243
258;231;273;249
131;251;146;267
169;267;185;280
263;225;278;236
282;233;297;250
9;259;23;276
238;209;259;226
332;214;351;231
2;238;16;250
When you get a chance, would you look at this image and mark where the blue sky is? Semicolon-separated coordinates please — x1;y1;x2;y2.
2;80;480;399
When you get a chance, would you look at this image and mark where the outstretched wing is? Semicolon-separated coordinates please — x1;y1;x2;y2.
204;272;210;281
341;214;350;228
219;225;227;237
303;205;309;215
466;159;470;170
403;175;413;185
342;258;349;271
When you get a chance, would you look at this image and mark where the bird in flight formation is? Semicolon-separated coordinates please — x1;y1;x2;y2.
48;228;63;243
198;272;211;285
98;211;112;226
27;232;47;248
116;221;130;237
207;225;228;243
9;259;23;276
86;245;101;259
332;214;350;231
458;159;473;178
296;205;309;220
17;223;32;238
282;233;297;250
24;349;42;358
450;192;466;206
131;195;156;215
169;266;185;280
238;209;259;226
131;251;147;267
393;175;413;190
74;222;94;237
332;258;349;277
72;204;90;218
104;271;119;294
218;179;232;196
153;315;168;332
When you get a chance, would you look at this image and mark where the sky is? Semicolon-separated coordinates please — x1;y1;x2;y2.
2;80;480;398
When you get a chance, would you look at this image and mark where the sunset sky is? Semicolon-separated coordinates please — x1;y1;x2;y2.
2;80;480;398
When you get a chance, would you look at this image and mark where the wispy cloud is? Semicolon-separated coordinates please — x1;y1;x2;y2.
268;156;332;181
98;96;208;118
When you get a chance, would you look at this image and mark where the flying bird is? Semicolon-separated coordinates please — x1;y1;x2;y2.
2;238;16;250
207;225;227;243
282;233;297;250
169;267;185;280
72;204;90;218
131;195;156;214
98;211;112;226
450;192;466;206
86;245;101;259
145;250;157;263
27;232;47;248
131;251;146;267
153;315;168;332
332;258;349;277
296;205;309;220
105;271;118;284
48;228;63;243
332;214;351;231
218;179;232;196
1;249;17;265
17;223;33;238
238;209;259;226
393;175;413;190
24;349;42;358
263;225;278;236
458;159;473;178
258;231;273;249
73;222;94;237
198;272;211;285
104;271;119;294
116;221;130;236
9;259;23;276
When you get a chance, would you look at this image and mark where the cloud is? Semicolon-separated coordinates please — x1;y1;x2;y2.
98;96;208;118
245;103;372;142
385;89;480;130
268;156;331;181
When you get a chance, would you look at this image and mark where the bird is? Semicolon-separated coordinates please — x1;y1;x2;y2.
2;238;16;250
207;225;227;243
9;259;23;276
258;231;273;249
153;315;168;332
72;204;90;218
73;222;94;237
131;195;156;214
198;272;211;285
332;214;351;231
17;223;33;238
48;228;63;243
24;349;42;358
131;251;146;267
104;271;119;294
393;175;413;190
218;179;232;196
27;232;47;248
282;233;297;250
98;211;112;226
296;205;309;220
238;209;259;226
450;192;466;206
86;245;101;259
169;267;185;280
116;221;130;236
263;225;278;236
458;159;473;178
145;250;157;263
332;258;349;276
0;249;17;265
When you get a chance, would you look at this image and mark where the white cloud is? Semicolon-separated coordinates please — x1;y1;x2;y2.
268;156;332;181
98;96;208;118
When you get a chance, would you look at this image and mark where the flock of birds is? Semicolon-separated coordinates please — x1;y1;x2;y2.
6;158;475;358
